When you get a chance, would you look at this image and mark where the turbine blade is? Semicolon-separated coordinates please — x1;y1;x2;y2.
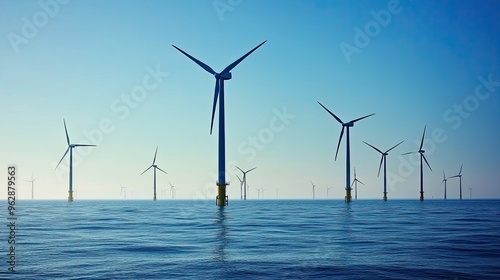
377;156;383;177
354;167;357;178
317;101;343;124
141;165;153;175
335;126;345;160
449;175;460;179
55;147;70;169
443;170;446;180
172;45;216;75
236;175;242;183
156;166;168;174
459;164;463;175
420;125;427;150
402;151;417;155
246;167;257;173
422;154;432;171
363;141;383;154
169;182;173;187
235;166;244;173
351;113;375;123
210;78;220;135
73;144;96;147
222;40;266;74
358;179;365;185
63;119;70;146
386;140;405;153
153;147;158;164
310;181;314;187
350;180;355;188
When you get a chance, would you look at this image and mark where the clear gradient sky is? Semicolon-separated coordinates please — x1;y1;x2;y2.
1;0;499;200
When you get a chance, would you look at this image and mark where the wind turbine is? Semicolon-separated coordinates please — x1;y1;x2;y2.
318;102;375;202
55;119;96;202
236;175;244;200
173;41;266;206
25;174;37;200
120;185;126;199
326;187;333;199
310;181;316;199
235;166;257;200
363;140;404;200
402;126;432;201
141;147;167;201
441;171;448;200
169;182;176;199
449;164;463;200
351;168;364;200
469;187;472;199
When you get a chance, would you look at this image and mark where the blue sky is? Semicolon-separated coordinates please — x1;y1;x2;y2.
1;0;499;200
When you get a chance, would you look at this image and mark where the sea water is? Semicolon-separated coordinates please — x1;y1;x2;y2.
1;199;499;279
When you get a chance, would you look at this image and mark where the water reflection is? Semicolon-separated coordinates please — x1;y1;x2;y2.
214;207;227;263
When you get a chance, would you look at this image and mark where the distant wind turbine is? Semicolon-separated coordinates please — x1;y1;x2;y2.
363;140;404;200
236;166;257;200
449;164;463;200
260;188;265;199
141;147;167;201
173;41;266;206
318;102;375;202
351;168;365;200
326;187;333;199
169;182;176;199
469;187;472;199
402;126;432;201
25;174;37;200
236;175;244;200
120;185;127;199
310;181;316;199
55;119;96;202
441;171;448;200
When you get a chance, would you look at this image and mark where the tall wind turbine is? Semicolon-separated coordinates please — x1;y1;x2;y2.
449;164;463;200
236;175;244;200
236;166;257;201
120;185;126;199
55;119;96;202
173;41;266;206
351;168;364;200
402;126;432;201
310;181;316;199
141;147;167;201
169;182;176;199
25;174;37;200
363;140;404;201
441;171;448;200
318;102;375;202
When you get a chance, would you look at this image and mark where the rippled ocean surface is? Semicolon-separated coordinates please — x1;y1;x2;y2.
2;199;500;279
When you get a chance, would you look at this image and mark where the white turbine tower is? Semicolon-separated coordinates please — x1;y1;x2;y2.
141;147;167;201
25;174;37;200
351;168;364;200
55;119;96;202
318;102;374;202
310;181;316;199
236;166;256;200
120;185;127;199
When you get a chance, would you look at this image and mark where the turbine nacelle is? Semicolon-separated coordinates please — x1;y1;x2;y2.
216;72;232;80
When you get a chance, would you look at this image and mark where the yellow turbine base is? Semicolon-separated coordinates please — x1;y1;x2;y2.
68;191;74;202
345;188;352;203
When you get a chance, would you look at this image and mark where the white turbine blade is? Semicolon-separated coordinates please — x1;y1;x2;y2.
210;78;220;135
357;179;365;185
386;140;405;153
156;166;168;174
63;119;70;146
318;101;343;124
153;146;158;165
222;40;266;74
236;175;243;183
141;165;153;175
172;45;216;75
55;147;70;169
363;141;383;154
246;167;257;173
235;166;244;173
350;113;375;123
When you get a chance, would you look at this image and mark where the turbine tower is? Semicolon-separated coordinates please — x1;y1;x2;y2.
173;41;266;206
120;185;126;199
141;147;167;201
402;126;432;201
25;174;37;200
449;164;463;200
318;101;375;202
236;175;244;200
310;181;316;199
55;119;96;202
235;166;257;200
351;168;364;200
441;171;448;200
363;140;404;200
326;187;332;199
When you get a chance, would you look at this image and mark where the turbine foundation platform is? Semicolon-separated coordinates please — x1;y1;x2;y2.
383;192;388;201
216;183;228;206
420;191;424;201
68;191;73;202
154;194;157;201
345;188;352;203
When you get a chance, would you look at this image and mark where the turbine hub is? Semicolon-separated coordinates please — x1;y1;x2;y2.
345;122;354;127
220;72;232;80
420;150;425;154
